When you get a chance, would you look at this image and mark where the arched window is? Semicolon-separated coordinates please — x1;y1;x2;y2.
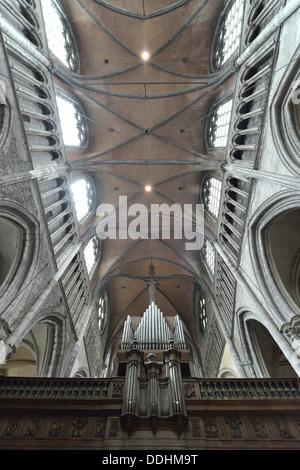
98;292;108;334
56;94;88;148
202;176;222;218
203;238;215;277
207;98;233;149
71;178;94;222
198;294;207;335
84;236;100;277
213;0;244;71
41;0;79;71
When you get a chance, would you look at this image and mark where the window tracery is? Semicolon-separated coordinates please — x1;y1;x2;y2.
98;292;108;335
213;0;244;71
202;176;222;219
198;294;207;335
84;236;100;277
207;98;233;149
203;238;215;277
56;94;88;148
41;0;79;71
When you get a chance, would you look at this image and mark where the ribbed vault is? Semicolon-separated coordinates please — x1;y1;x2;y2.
56;0;231;365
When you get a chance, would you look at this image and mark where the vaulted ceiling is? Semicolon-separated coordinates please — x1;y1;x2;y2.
55;0;235;362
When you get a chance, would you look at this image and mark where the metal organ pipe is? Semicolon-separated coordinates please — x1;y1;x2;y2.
141;311;144;349
146;307;149;349
121;303;186;350
148;305;151;349
157;309;161;348
155;305;158;349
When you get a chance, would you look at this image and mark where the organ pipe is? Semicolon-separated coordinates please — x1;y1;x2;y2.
121;302;186;350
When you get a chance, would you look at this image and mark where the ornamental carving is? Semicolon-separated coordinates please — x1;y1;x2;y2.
191;419;201;437
184;383;196;399
3;417;19;436
109;419;119;437
274;421;292;439
72;419;88;438
95;418;107;439
48;420;63;437
251;421;267;439
203;418;218;438
112;382;124;398
25;417;42;437
225;418;242;438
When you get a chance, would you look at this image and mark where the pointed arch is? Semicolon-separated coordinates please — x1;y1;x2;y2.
0;201;40;316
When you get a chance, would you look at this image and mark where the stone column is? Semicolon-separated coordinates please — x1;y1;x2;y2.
210;298;247;377
234;0;300;69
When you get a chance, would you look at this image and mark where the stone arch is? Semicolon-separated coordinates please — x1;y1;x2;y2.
73;368;89;378
249;190;300;324
239;312;297;378
0;83;11;152
0;315;66;377
0;201;40;316
271;47;300;174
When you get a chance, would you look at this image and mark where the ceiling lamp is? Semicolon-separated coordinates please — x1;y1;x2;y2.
141;51;150;61
145;185;152;192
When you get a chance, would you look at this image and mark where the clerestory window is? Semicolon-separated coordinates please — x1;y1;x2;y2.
203;176;222;219
56;94;87;147
207;98;233;149
84;236;100;277
203;238;215;277
198;294;207;334
98;292;108;334
41;0;79;71
213;0;244;71
71;178;94;222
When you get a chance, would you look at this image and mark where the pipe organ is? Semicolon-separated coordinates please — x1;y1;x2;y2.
119;302;188;431
121;302;186;350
